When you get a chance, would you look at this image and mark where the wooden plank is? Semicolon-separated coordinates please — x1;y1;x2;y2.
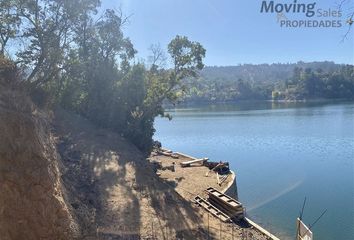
206;187;243;208
174;152;197;160
208;198;244;220
160;151;172;156
206;187;245;220
219;174;229;185
180;158;208;167
194;196;231;222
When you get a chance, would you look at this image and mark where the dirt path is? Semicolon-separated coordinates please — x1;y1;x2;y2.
54;109;209;239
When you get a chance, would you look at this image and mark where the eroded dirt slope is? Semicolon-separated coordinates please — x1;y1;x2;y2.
0;86;79;240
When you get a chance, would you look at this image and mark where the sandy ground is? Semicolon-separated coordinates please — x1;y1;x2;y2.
53;108;272;240
149;152;234;201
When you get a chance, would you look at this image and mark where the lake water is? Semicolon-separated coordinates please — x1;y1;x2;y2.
154;102;354;240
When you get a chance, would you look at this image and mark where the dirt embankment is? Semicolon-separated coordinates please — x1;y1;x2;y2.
0;86;79;239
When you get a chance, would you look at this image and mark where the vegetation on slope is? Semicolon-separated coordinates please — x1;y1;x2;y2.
182;62;354;102
0;0;205;152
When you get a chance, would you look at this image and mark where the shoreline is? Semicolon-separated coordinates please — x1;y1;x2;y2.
163;98;354;108
153;148;280;240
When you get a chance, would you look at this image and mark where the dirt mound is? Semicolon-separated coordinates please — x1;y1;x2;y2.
0;86;79;240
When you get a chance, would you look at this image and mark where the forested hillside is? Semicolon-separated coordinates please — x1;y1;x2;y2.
202;62;341;84
182;62;354;102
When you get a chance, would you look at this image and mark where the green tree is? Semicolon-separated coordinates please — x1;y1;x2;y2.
131;35;206;151
0;0;20;55
1;1;206;153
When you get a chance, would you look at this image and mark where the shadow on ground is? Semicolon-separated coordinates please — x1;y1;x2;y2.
53;108;212;240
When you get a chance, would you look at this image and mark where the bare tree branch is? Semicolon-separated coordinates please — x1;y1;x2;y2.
338;0;354;42
148;43;167;69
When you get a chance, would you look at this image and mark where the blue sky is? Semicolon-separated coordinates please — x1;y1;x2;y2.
101;0;354;66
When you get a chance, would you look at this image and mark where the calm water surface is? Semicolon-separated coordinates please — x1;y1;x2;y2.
154;102;354;240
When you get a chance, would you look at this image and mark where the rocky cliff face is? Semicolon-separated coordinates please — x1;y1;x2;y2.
0;84;79;239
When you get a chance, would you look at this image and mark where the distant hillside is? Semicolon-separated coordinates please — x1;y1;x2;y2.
200;61;343;85
181;61;353;102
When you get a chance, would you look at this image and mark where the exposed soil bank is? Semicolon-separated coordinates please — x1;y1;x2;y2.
0;86;79;240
